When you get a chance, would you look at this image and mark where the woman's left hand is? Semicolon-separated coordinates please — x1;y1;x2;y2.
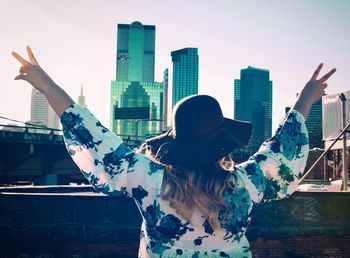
12;46;56;94
293;63;336;118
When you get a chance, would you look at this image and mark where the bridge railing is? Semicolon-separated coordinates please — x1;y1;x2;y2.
0;126;144;149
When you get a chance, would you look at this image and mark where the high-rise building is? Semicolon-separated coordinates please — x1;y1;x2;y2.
111;81;163;139
78;83;87;108
171;48;199;108
306;97;323;148
116;21;155;82
162;68;169;131
111;21;163;140
234;66;272;151
30;89;60;130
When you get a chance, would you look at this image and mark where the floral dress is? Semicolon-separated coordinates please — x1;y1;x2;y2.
61;104;309;258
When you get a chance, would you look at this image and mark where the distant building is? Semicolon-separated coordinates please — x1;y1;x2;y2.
116;21;155;82
162;68;169;131
306;97;323;149
171;48;199;108
111;21;164;140
234;66;272;152
30;89;59;130
78;83;87;108
323;90;350;150
111;81;163;139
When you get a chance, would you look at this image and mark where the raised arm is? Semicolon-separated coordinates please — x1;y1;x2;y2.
12;47;165;201
235;63;336;203
12;46;74;118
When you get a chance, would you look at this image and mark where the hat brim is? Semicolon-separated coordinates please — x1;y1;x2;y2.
143;118;252;169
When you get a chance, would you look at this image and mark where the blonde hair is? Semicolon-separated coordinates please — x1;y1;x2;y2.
139;144;236;229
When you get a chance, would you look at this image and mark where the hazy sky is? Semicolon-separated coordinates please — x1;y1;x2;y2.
1;0;349;131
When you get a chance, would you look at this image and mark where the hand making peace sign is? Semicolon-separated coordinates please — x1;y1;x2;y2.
12;46;74;117
301;63;337;105
12;46;55;94
292;63;336;118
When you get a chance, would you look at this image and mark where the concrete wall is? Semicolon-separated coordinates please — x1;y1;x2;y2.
0;188;350;258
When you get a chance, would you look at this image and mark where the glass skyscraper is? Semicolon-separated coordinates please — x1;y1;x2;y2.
171;48;199;108
116;21;155;82
162;68;169;131
234;66;272;152
111;81;163;139
306;97;323;149
111;21;164;140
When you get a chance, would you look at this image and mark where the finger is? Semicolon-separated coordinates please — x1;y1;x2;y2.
14;74;29;81
11;51;30;66
311;63;324;80
19;66;29;74
322;83;328;89
26;46;39;65
319;68;337;83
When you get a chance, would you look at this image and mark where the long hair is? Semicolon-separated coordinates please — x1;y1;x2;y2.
138;144;236;229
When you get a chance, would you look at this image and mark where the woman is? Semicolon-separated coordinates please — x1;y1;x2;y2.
12;47;336;257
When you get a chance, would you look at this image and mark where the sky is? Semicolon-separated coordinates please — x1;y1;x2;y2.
1;0;349;132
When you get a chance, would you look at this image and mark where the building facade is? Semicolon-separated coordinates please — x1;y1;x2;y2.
116;21;155;82
306;97;323;149
111;21;163;140
111;81;163;139
171;48;199;108
162;68;169;131
30;89;59;130
234;66;272;152
323;90;350;149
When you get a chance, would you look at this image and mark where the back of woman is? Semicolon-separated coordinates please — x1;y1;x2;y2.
120;94;309;257
11;47;336;257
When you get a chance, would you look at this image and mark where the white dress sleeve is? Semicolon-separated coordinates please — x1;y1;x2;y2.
234;110;309;203
60;104;164;199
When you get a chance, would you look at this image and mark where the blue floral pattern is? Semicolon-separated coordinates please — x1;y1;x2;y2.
61;104;309;258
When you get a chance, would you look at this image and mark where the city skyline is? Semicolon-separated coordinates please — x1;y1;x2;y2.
1;0;349;132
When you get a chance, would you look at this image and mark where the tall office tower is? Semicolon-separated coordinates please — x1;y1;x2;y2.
78;83;87;108
111;21;164;140
171;48;199;108
162;68;169;131
306;97;323;149
116;21;155;82
30;89;59;129
234;66;273;152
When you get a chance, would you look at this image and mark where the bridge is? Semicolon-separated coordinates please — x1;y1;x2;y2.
0;126;340;186
0;128;143;186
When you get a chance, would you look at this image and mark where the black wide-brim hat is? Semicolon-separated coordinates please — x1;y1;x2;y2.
143;95;252;169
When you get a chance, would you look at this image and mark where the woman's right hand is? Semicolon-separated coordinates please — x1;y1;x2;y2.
12;46;56;94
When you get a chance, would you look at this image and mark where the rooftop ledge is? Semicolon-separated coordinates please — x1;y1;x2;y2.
0;179;350;196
